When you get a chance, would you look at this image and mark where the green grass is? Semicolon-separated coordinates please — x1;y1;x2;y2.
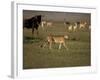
23;22;91;69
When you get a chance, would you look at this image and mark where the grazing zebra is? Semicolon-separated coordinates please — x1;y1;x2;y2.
68;25;73;31
73;22;78;31
46;22;52;27
41;21;46;30
79;22;87;29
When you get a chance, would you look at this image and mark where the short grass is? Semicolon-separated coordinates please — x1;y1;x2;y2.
23;22;91;69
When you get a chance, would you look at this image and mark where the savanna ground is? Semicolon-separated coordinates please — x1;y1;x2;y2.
23;22;91;69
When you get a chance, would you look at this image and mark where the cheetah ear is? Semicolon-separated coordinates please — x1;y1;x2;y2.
48;33;52;36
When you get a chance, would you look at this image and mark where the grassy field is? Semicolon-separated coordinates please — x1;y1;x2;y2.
23;22;91;69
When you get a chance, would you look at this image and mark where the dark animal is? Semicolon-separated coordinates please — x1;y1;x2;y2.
23;15;42;36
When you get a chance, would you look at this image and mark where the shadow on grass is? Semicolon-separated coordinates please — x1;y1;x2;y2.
23;36;43;44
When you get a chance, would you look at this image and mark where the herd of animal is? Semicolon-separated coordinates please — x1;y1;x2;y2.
41;20;90;31
23;15;90;49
